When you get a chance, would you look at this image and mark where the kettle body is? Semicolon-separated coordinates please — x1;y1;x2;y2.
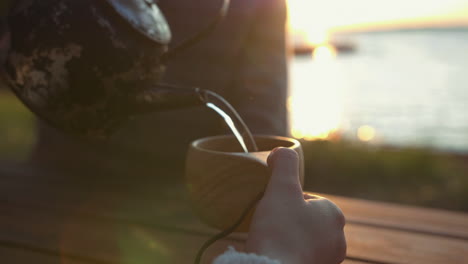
2;0;210;137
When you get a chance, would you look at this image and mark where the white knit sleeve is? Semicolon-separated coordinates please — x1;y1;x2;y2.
212;246;281;264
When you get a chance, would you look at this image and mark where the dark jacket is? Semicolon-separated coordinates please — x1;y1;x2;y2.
30;0;289;176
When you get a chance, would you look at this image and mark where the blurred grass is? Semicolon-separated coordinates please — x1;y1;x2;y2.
0;83;467;212
302;140;468;212
0;88;36;160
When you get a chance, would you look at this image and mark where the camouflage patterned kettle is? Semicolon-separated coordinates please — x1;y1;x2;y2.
0;0;229;138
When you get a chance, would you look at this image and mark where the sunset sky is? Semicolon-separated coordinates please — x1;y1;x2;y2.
288;0;468;42
287;0;468;140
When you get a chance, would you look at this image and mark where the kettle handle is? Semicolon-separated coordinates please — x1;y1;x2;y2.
160;0;230;63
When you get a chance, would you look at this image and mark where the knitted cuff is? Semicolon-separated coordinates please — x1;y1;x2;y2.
212;246;281;264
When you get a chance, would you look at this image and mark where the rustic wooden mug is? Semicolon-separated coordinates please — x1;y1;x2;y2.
186;135;303;232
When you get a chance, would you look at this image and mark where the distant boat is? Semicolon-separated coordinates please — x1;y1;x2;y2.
293;41;356;56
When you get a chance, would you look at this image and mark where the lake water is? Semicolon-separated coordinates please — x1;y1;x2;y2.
289;27;468;153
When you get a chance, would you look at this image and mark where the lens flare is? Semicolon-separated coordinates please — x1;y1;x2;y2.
313;45;337;60
358;125;376;142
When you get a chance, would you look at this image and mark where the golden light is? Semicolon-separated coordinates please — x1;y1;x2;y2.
312;44;337;60
287;0;330;45
288;56;343;141
357;125;376;142
286;0;468;142
289;95;341;140
287;0;468;37
287;0;342;141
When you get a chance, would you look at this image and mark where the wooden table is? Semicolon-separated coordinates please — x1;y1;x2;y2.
1;162;467;264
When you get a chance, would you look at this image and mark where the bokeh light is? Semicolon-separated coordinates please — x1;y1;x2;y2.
357;125;376;142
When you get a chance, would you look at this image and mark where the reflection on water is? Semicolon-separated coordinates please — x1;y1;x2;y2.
289;45;342;140
289;29;468;153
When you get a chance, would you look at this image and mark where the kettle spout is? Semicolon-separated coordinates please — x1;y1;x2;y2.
131;84;206;114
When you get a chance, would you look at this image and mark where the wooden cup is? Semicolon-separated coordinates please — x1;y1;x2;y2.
186;135;303;232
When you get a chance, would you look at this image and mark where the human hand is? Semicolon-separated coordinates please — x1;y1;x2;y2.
246;148;346;264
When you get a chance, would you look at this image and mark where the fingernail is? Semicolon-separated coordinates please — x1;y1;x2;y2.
270;147;281;154
267;147;282;166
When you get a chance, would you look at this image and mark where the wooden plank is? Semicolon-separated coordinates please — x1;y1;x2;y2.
323;193;468;240
0;202;367;264
2;198;468;264
2;162;468;263
0;201;241;264
345;224;468;264
2;162;468;241
0;246;95;264
0;162;207;230
0;247;366;264
226;225;468;264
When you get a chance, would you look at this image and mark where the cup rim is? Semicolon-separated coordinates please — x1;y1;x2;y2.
190;134;301;154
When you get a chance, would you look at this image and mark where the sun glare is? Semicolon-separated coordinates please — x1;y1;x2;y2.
287;0;468;35
289;93;341;140
286;0;468;142
357;125;376;142
287;0;330;44
288;0;341;140
313;45;337;60
289;56;343;141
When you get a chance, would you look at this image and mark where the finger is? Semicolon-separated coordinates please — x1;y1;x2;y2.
264;147;303;200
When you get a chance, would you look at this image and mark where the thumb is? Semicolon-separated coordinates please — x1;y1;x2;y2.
264;147;303;200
